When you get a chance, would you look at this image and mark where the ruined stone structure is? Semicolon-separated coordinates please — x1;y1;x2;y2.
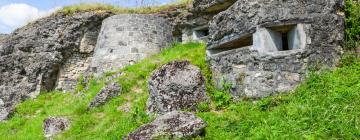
207;0;345;99
90;14;173;75
55;29;99;92
162;0;237;43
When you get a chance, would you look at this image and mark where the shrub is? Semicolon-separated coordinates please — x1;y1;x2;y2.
345;0;360;49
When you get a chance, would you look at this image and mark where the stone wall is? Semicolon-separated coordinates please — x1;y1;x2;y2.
90;14;173;74
207;0;345;99
55;29;99;92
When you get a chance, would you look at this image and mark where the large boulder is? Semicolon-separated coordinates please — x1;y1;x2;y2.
43;117;70;138
128;111;207;140
147;61;209;115
0;11;113;121
89;82;121;108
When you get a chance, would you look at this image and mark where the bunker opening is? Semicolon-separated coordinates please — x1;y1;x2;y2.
193;26;210;40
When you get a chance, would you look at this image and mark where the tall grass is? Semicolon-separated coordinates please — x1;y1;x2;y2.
58;0;193;15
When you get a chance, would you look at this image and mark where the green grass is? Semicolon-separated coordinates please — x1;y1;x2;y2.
57;0;193;15
0;42;359;139
198;56;360;139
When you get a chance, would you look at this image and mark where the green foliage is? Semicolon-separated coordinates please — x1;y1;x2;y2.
211;90;232;110
197;102;210;112
74;74;86;93
345;0;360;49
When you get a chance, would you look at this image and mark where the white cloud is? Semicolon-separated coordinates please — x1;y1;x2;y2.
0;3;58;34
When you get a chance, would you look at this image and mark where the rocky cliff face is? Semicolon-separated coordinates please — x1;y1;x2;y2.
0;11;113;120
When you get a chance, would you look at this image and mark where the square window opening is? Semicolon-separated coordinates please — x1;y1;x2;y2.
267;24;302;51
194;28;209;39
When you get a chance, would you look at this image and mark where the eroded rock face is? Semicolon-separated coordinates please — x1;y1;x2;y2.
89;82;121;108
207;0;344;99
147;61;208;115
43;117;70;138
0;11;113;121
128;111;206;140
192;0;237;13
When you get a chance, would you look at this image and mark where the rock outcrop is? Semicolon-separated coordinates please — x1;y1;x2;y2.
89;82;121;108
128;111;206;140
192;0;237;13
207;0;345;98
0;11;113;121
43;117;70;138
147;61;209;115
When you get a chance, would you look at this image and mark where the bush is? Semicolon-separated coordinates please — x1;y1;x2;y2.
345;0;360;49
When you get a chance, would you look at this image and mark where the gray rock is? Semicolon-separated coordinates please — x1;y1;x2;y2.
192;0;237;13
43;117;70;138
89;82;121;108
0;98;8;120
127;111;206;140
147;61;209;115
0;11;113;121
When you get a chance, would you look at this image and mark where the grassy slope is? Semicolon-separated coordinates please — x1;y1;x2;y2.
0;42;359;139
0;43;207;140
57;0;192;15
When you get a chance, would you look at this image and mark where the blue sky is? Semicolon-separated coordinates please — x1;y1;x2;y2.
0;0;176;33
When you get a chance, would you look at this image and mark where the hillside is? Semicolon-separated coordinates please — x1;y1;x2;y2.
0;42;359;139
0;0;359;139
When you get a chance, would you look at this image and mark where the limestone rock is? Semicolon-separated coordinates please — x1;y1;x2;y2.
0;11;113;121
147;61;209;115
0;99;8;121
43;117;70;138
127;111;206;140
192;0;237;13
89;82;121;108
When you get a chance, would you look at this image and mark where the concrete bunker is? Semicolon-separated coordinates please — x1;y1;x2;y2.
193;26;210;40
206;0;344;99
181;25;210;43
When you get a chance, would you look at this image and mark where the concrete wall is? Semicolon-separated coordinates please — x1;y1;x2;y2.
90;14;173;75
